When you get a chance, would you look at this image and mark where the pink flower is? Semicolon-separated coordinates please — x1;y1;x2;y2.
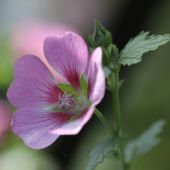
7;32;105;149
12;20;76;82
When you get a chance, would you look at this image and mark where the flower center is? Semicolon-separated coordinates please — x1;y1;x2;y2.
57;93;77;112
44;88;90;114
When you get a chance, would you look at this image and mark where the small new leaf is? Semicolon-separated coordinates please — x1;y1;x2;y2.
107;44;119;61
89;20;112;48
119;32;170;66
103;67;111;78
125;120;165;163
87;137;116;170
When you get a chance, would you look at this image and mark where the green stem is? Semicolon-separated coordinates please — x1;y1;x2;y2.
112;69;122;137
112;65;128;170
94;109;114;135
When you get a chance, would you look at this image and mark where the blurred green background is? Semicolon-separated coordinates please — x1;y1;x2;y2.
0;0;170;170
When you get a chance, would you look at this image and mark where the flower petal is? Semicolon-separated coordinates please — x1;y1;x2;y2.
11;107;72;149
51;105;95;135
7;55;61;108
43;32;89;89
88;47;105;104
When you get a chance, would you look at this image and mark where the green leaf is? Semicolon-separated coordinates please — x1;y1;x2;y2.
87;137;117;170
125;120;165;163
119;32;170;66
57;83;75;94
